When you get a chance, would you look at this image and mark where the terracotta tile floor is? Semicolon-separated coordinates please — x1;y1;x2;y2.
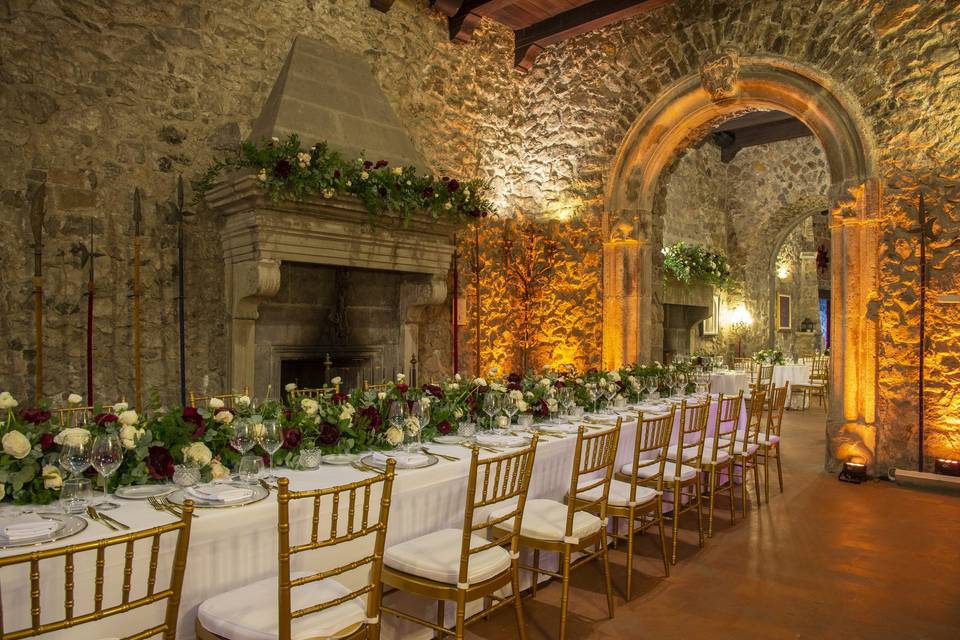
466;407;960;639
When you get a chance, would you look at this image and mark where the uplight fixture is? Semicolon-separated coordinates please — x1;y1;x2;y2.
839;460;868;484
934;458;960;477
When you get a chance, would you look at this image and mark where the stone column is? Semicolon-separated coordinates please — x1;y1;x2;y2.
826;179;880;472
225;258;281;394
602;208;652;368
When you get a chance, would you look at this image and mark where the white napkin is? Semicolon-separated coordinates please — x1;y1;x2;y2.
537;423;579;434
476;434;528;447
0;514;59;540
186;484;254;503
372;451;429;467
585;414;620;424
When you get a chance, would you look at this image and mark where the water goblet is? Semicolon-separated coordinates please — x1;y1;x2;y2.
59;440;92;478
258;419;283;479
60;477;93;515
482;393;498;432
91;433;123;511
405;401;423;452
237;455;263;484
388;401;407;450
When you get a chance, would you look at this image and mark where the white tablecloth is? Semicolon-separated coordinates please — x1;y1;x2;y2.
709;370;752;396
0;401;743;639
773;364;811;388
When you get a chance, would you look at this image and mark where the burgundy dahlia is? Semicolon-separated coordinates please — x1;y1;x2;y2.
39;432;55;451
359;405;382;431
94;412;119;426
146;446;175;481
535;399;549;418
396;384;408;395
331;392;349;405
19;408;51;425
374;159;388;169
283;427;302;449
319;422;340;446
363;160;373;169
446;179;460;193
507;373;521;384
182;406;205;438
333;169;341;179
273;159;292;179
424;384;443;399
437;420;452;436
554;380;566;389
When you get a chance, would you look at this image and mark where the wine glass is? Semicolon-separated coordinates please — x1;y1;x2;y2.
502;393;518;426
91;433;123;511
258;420;283;480
388;401;406;450
585;384;598;414
230;419;257;456
482;393;498;431
603;384;617;412
644;376;657;401
59;440;92;478
406;401;423;452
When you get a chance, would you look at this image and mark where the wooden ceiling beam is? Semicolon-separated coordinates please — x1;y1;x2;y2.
446;0;517;42
714;119;813;162
514;0;673;71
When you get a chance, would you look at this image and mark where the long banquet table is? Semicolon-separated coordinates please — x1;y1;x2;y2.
0;398;746;639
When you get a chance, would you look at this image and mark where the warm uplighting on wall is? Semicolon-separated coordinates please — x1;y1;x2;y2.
777;262;791;280
727;304;753;328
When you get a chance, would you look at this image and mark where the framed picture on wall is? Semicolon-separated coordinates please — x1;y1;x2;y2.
777;294;792;331
701;294;721;336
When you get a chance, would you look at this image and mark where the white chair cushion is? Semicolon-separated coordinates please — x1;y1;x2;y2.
700;449;731;465
573;479;659;507
384;528;510;586
759;435;781;446
665;444;699;462
620;462;697;483
197;571;365;640
731;442;759;456
491;498;601;543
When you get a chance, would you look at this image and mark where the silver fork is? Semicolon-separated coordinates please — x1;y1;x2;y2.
86;505;118;531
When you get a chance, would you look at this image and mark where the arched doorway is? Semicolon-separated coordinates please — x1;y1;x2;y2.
601;53;879;471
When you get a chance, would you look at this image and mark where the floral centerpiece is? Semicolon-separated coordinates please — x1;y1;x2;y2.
754;349;786;365
0;393;61;504
196;135;495;226
662;241;732;288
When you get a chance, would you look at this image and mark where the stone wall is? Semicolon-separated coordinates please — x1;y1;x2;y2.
662;144;729;254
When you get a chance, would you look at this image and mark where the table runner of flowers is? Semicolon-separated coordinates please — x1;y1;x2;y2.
0;362;707;505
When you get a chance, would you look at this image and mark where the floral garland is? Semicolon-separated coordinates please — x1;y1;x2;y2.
1;362;709;503
662;241;732;288
195;135;495;226
754;349;786;365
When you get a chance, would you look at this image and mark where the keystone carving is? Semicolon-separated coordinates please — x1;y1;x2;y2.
699;48;741;101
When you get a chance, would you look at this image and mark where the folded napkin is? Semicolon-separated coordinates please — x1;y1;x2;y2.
186;484;254;503
476;434;528;447
585;414;619;424
372;451;430;467
537;423;579;434
0;514;59;540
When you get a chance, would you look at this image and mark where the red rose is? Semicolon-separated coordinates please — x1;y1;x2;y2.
507;373;521;384
39;433;55;451
424;384;444;399
282;428;302;449
319;422;340;446
363;160;373;169
19;408;51;425
146;446;175;481
182;407;205;438
94;412;119;426
333;169;341;179
437;420;452;435
273;159;292;179
447;179;460;193
331;393;349;405
359;406;382;431
554;380;566;389
396;384;408;394
535;399;549;418
374;159;388;169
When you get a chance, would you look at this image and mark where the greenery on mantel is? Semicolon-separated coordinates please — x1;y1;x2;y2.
662;241;733;288
195;134;494;226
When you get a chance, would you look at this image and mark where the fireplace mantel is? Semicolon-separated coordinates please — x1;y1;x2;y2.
206;174;457;393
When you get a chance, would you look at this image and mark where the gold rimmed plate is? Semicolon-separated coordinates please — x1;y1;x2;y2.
166;482;269;509
360;453;438;470
116;484;177;500
0;513;87;550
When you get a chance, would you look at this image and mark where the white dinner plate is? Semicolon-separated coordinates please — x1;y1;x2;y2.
322;454;359;465
361;453;438;470
116;484;177;500
167;482;269;509
433;435;465;444
0;513;87;550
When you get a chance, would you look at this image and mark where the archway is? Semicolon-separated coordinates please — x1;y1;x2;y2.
602;53;879;471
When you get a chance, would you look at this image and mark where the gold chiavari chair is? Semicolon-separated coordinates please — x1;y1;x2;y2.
494;423;620;640
599;409;675;600
700;391;743;537
0;503;193;640
759;383;789;503
721;389;765;516
792;356;828;409
288;385;340;402
197;461;397;640
658;400;709;564
55;401;125;427
733;357;755;373
188;388;249;409
379;438;539;640
362;381;391;393
751;364;774;396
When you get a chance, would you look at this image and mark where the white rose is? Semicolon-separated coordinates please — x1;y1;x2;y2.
257;169;268;182
213;411;233;425
575;378;583;385
392;166;403;175
516;400;528;413
42;465;62;490
474;377;487;387
539;378;551;387
546;398;558;412
377;392;387;401
54;428;91;447
608;384;618;393
404;416;421;435
339;404;355;421
443;202;452;210
419;396;431;409
119;424;143;449
301;398;319;416
270;136;279;143
67;393;83;405
208;398;224;410
385;426;404;446
118;410;139;426
396;373;406;382
608;372;621;382
360;170;369;180
0;391;18;410
509;389;523;401
448;383;459;391
331;376;342;385
183;442;213;467
236;395;251;408
2;430;31;459
210;460;230;480
454;373;462;381
453;408;464;419
113;401;129;412
285;383;297;392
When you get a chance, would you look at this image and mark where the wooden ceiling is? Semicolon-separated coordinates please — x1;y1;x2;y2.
707;111;814;162
371;0;673;71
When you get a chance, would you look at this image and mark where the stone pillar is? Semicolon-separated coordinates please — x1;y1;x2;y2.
399;275;447;378
602;208;652;368
225;258;281;394
826;179;880;472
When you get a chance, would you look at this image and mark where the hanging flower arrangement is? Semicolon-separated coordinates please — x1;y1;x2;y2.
662;242;732;288
195;135;494;226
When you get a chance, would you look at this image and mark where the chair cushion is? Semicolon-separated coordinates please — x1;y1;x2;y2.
491;499;601;543
665;444;699;462
700;449;731;465
731;442;759;456
620;462;697;483
384;528;510;586
574;479;659;507
759;435;781;446
198;571;365;640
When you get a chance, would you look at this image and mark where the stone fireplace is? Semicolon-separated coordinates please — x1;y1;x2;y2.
205;35;454;395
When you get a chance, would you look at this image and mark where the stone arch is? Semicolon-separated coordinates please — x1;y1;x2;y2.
601;54;880;471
